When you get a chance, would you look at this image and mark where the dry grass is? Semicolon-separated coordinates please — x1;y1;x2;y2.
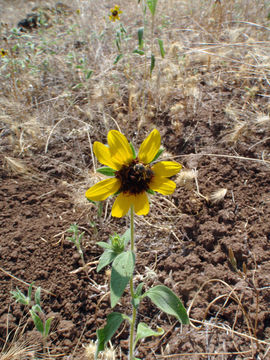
0;342;38;360
1;0;270;358
0;318;40;360
1;0;269;153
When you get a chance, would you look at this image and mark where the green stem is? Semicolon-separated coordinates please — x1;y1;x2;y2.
129;205;136;360
130;204;135;252
150;13;154;55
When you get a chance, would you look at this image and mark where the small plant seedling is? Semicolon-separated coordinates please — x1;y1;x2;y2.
87;199;104;220
11;283;53;342
66;223;86;267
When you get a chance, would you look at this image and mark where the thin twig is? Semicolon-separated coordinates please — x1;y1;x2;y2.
167;153;270;166
0;267;55;296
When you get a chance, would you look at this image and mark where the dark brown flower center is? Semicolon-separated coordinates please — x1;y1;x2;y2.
112;10;118;16
116;160;154;195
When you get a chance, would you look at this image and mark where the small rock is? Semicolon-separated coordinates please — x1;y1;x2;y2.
57;320;76;338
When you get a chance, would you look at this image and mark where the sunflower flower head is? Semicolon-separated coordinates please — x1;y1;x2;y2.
0;48;8;57
109;5;122;22
85;129;182;218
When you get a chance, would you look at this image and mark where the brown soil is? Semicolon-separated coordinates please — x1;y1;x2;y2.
1;107;270;359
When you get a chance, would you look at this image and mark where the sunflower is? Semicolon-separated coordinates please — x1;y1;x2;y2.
85;129;182;217
0;49;8;57
109;5;122;22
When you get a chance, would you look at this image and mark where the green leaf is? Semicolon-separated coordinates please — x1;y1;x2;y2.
132;282;144;309
135;283;144;297
11;291;24;305
97;232;130;272
151;148;164;162
110;234;124;251
111;251;135;308
133;49;145;56
44;317;53;337
115;38;121;52
86;70;93;79
129;142;136;159
120;23;127;34
87;199;96;204
96;167;116;176
31;304;42;313
11;288;30;306
122;228;131;247
28;283;33;300
150;54;155;75
134;323;164;347
67;223;78;233
72;83;83;90
34;287;41;307
138;27;144;50
97;241;113;250
29;309;44;334
158;39;165;58
66;236;74;243
132;297;141;310
97;250;118;272
144;285;189;324
146;189;155;195
78;232;85;245
147;0;158;15
96;312;126;358
114;54;123;64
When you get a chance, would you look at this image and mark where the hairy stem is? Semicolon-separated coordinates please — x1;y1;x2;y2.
129;205;137;360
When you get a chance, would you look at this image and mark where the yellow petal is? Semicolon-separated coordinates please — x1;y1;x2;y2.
93;142;121;170
107;130;133;166
151;161;182;177
133;192;149;216
111;192;150;217
111;193;132;218
85;178;120;201
138;129;161;164
149;176;176;195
